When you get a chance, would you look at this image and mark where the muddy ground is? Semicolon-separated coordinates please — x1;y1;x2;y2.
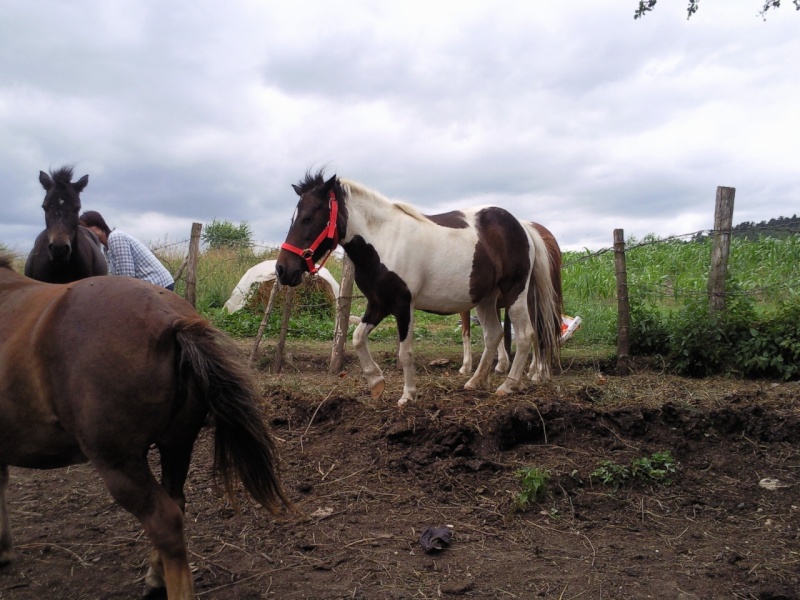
1;345;799;599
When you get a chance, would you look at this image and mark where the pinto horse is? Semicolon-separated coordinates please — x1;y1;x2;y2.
0;256;290;599
458;221;563;378
24;166;108;283
275;170;561;405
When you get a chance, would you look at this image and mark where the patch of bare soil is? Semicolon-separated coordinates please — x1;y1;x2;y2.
2;349;799;599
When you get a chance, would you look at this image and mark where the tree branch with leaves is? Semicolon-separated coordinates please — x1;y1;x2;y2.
634;0;800;20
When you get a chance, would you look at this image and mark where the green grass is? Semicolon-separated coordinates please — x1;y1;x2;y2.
146;234;800;371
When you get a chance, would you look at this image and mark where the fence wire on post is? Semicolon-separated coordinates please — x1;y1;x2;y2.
708;186;735;315
330;256;355;374
614;228;630;376
184;223;202;308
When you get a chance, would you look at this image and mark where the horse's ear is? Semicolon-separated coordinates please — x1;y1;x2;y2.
292;183;302;196
73;175;89;193
39;171;53;191
323;174;338;193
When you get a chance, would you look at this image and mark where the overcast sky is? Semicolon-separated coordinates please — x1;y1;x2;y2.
1;1;798;257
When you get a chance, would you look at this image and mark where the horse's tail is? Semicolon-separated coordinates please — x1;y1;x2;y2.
526;225;561;374
175;318;291;514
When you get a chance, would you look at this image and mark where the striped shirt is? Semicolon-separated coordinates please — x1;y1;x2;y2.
105;230;175;289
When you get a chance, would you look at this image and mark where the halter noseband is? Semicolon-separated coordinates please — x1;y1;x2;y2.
280;190;339;274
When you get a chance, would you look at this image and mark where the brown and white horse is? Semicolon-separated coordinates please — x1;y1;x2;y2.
276;170;560;406
458;222;563;380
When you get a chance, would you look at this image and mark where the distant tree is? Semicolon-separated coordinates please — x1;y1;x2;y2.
202;219;254;250
635;0;800;20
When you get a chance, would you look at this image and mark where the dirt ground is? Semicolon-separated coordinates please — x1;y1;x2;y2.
1;344;799;600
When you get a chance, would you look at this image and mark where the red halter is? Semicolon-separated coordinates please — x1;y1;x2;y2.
280;190;339;274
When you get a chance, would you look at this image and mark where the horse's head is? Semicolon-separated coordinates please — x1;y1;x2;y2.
275;170;345;286
39;166;88;263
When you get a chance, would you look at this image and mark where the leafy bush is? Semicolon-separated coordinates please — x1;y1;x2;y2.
591;451;676;491
514;467;550;509
202;219;254;250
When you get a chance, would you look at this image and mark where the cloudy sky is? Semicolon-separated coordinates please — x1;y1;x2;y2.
1;1;798;257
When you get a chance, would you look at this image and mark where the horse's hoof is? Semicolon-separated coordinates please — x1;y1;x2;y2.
144;564;165;594
397;397;408;407
370;380;385;399
0;551;14;567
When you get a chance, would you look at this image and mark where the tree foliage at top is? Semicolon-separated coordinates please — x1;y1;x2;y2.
201;219;254;250
635;0;800;20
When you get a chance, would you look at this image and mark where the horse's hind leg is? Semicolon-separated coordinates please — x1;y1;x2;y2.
0;464;14;566
465;300;503;391
458;311;472;375
496;301;533;396
144;440;197;593
94;458;195;599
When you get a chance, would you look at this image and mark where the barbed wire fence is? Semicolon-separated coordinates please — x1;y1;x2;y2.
144;188;798;376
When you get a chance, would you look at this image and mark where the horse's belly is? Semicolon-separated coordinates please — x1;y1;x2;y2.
0;421;85;469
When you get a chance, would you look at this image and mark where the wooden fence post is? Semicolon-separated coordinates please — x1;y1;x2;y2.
330;256;355;374
708;186;736;315
614;229;630;376
184;223;202;308
274;286;295;374
249;279;282;366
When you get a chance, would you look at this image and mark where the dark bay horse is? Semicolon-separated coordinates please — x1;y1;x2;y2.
0;256;290;599
276;170;560;406
24;166;108;283
458;221;564;378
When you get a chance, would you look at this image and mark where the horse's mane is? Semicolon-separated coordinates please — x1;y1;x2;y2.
0;254;14;270
339;177;428;224
50;165;76;186
294;169;328;195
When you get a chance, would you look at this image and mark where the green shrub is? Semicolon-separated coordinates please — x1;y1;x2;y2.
202;219;254;251
514;467;550;509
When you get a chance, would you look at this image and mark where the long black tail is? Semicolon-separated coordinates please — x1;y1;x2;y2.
176;318;291;513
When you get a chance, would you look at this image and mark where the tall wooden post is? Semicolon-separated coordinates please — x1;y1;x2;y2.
614;229;630;376
250;279;282;366
184;223;202;308
330;256;356;374
708;186;735;315
274;286;295;374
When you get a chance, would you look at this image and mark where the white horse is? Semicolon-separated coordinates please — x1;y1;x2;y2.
276;170;560;406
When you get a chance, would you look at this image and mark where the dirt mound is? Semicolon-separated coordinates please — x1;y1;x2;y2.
2;358;799;599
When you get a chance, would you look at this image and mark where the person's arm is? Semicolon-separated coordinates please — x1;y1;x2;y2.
107;233;136;277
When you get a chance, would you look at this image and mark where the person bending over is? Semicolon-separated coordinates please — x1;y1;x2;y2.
80;210;175;291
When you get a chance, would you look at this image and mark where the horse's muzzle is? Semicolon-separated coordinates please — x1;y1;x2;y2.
49;242;72;263
274;261;303;287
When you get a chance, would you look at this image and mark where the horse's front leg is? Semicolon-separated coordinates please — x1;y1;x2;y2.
352;304;388;400
465;300;503;391
0;464;14;566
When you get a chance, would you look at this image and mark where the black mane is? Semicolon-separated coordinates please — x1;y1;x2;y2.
51;165;76;186
294;169;329;195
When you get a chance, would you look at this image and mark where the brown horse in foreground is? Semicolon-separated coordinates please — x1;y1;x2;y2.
459;221;563;378
0;257;290;599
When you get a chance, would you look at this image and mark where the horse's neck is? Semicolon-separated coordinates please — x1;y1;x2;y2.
342;186;420;244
